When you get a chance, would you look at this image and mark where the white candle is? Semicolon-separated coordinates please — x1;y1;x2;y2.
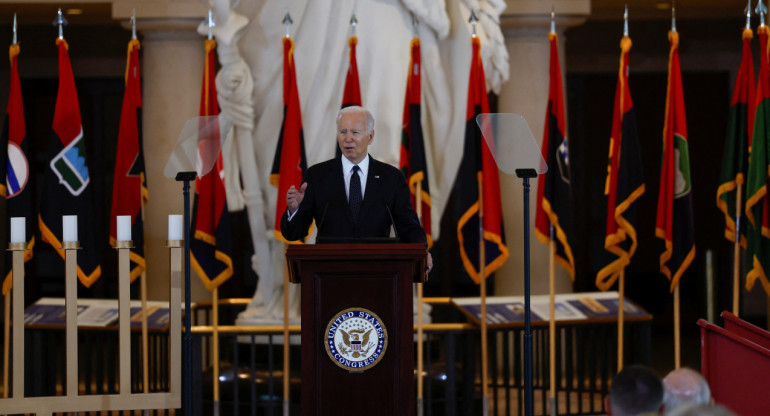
62;215;78;242
168;215;183;240
117;215;131;241
10;217;25;243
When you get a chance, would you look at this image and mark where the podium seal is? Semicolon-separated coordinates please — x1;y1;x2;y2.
325;307;388;372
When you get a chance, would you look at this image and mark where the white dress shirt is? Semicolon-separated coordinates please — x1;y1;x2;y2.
341;154;370;201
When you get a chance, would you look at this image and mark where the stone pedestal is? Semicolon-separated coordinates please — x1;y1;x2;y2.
113;1;210;302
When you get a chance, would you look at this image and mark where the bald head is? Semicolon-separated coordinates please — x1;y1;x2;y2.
662;368;711;412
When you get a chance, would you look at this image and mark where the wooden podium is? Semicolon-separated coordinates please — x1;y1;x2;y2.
286;243;427;416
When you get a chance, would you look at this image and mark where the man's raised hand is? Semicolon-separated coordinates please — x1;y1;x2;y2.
286;182;308;214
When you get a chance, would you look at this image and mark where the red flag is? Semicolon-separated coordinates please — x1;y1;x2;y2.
399;37;433;248
336;35;363;158
1;43;34;295
190;39;233;291
534;32;574;279
109;38;147;283
596;36;645;291
39;38;101;287
455;36;509;283
342;35;362;108
656;30;695;293
270;36;307;243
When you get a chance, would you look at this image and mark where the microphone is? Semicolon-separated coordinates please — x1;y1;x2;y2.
382;199;400;242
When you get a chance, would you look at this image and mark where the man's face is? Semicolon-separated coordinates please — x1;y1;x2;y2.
337;112;374;165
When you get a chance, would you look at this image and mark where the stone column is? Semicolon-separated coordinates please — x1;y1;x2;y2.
494;1;589;297
113;1;209;301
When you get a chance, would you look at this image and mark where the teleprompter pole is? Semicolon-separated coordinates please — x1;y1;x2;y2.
516;168;537;416
176;171;196;415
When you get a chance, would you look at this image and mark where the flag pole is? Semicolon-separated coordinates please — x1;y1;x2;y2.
547;10;559;415
134;27;151;416
416;180;425;416
548;225;557;416
617;270;625;371
212;287;220;415
478;174;490;415
671;2;682;372
674;284;681;368
3;20;16;398
734;184;742;316
616;5;629;373
413;18;425;416
283;244;290;416
3;291;9;398
280;13;294;415
204;10;222;415
129;9;150;400
468;10;490;414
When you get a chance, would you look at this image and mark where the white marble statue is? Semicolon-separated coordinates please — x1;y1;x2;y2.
201;0;509;325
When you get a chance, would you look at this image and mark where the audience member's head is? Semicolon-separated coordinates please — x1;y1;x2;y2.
662;367;711;412
664;403;735;416
606;364;664;416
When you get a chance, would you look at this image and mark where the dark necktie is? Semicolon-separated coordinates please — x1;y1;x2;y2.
349;165;362;224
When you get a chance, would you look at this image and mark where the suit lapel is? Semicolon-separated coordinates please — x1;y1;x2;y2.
361;157;382;219
332;157;357;230
331;158;347;203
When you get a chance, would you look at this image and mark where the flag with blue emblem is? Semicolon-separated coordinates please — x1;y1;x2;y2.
39;38;101;287
0;43;33;295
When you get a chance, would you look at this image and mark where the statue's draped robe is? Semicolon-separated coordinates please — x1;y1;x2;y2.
208;0;508;321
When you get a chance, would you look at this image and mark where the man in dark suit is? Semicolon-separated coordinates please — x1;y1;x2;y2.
281;106;433;272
